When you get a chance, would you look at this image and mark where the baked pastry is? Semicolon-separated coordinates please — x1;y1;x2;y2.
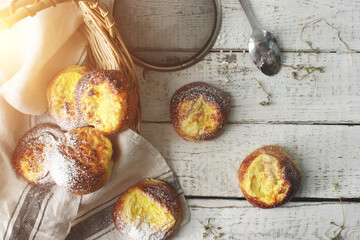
170;82;231;142
75;70;138;135
113;179;182;240
238;146;301;208
12;124;63;185
49;127;114;195
47;65;91;129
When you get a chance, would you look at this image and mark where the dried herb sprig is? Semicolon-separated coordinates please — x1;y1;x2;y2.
283;64;325;81
330;182;345;240
300;18;353;62
199;218;225;240
254;78;271;106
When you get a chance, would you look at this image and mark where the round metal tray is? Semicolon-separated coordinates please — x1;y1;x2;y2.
113;0;222;71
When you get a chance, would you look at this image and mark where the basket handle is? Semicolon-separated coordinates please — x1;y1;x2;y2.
0;0;103;33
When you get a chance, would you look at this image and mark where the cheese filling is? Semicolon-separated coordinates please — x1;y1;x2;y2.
20;144;47;181
80;83;127;133
179;96;221;137
123;188;175;232
49;70;84;120
242;154;290;205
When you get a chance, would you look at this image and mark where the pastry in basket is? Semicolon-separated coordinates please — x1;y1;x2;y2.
75;70;138;134
170;81;231;142
49;127;113;195
12;124;63;185
113;179;182;240
47;65;91;129
238;145;301;208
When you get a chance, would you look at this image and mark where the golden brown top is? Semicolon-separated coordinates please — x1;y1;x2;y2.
75;70;137;135
50;127;114;194
58;127;113;170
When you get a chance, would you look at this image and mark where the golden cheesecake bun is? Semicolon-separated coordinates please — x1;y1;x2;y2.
75;70;138;135
170;82;231;142
113;179;182;240
12;124;63;185
49;127;114;195
238;146;301;208
47;65;91;129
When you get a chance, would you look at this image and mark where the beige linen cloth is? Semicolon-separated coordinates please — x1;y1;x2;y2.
0;1;189;239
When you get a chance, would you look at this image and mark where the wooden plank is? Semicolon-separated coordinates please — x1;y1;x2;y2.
139;51;360;124
174;199;360;239
215;0;360;51
114;0;360;52
141;123;360;199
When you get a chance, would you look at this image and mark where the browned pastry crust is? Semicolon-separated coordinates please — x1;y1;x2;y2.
238;146;301;208
74;70;138;135
113;179;182;240
12;124;63;185
49;127;114;195
47;65;91;128
170;82;231;142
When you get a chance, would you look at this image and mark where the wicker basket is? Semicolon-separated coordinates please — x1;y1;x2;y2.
0;0;142;132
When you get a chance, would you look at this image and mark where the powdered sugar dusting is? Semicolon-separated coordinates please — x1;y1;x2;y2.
49;127;113;195
122;219;172;240
32;112;89;132
56;119;89;132
49;142;81;191
113;179;181;240
13;124;63;185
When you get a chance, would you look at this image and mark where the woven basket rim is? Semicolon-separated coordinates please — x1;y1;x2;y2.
0;0;142;133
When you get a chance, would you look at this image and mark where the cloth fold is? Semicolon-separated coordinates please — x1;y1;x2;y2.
0;1;189;239
0;1;85;115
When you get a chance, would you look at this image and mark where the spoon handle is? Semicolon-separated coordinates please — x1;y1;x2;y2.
239;0;262;34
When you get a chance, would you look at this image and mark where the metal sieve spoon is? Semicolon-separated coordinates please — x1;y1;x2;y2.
239;0;281;76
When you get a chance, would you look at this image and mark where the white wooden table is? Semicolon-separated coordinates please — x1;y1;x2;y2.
135;0;360;239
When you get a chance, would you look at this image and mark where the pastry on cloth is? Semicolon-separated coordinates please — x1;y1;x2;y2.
170;81;231;142
47;65;91;129
75;70;138;135
49;127;114;195
238;145;302;208
12;123;63;185
113;179;182;240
